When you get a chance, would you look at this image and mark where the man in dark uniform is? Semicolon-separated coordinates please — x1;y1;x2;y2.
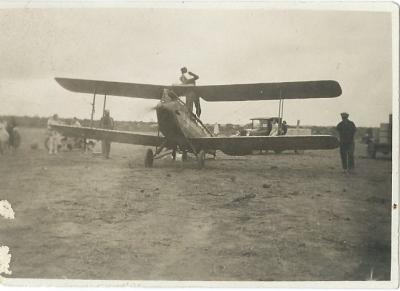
99;110;114;158
179;67;201;117
281;120;288;135
336;112;356;173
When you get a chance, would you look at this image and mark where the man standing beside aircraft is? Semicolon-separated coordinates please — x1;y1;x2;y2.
179;67;201;117
47;114;60;154
6;117;18;149
100;110;114;159
336;112;357;173
269;120;279;136
281;120;288;135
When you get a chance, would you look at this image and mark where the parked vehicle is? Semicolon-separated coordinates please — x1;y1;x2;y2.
364;114;392;158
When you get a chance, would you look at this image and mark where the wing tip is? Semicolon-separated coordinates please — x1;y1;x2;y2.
54;77;73;92
54;77;68;86
328;80;342;97
54;77;68;82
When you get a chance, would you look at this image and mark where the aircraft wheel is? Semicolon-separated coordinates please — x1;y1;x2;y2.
144;148;154;168
197;150;206;169
182;151;188;161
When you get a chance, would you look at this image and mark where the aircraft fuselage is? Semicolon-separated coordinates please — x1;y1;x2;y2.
155;89;210;152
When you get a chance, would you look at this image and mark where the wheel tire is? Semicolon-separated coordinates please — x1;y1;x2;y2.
144;149;154;168
197;150;206;169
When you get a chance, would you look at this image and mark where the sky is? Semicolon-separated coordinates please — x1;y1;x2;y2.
0;6;395;126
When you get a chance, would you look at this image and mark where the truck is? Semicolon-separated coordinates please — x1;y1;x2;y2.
365;114;392;158
244;117;311;154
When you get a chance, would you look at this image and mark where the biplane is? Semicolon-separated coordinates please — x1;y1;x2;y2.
52;77;342;168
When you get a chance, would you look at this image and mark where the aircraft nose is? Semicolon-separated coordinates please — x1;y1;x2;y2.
156;102;170;117
156;102;166;112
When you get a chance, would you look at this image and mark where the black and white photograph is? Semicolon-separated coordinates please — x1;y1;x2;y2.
0;1;398;288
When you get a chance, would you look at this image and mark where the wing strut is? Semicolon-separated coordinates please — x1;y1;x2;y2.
277;89;285;132
90;91;96;128
102;94;107;117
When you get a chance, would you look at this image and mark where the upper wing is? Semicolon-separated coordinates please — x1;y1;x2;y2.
56;77;341;101
51;124;165;146
190;135;339;155
182;80;342;101
55;78;165;100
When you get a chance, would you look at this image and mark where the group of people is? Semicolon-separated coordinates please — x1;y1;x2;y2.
268;120;288;136
47;114;83;154
47;114;81;154
46;112;114;158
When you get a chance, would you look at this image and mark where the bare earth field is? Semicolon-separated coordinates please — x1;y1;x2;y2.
0;127;392;281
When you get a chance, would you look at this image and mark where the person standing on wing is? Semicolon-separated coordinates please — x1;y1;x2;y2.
179;67;201;117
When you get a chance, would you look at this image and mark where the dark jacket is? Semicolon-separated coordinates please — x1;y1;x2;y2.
336;119;356;144
100;115;114;130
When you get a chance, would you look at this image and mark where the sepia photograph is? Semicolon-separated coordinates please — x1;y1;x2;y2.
0;1;398;288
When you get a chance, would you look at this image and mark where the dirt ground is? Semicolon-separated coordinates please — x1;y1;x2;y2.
0;127;392;281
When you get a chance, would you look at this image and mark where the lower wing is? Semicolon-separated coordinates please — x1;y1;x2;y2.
51;124;165;147
190;135;339;155
51;125;339;155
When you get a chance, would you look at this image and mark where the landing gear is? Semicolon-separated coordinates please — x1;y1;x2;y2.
143;146;205;169
144;148;154;168
197;150;206;169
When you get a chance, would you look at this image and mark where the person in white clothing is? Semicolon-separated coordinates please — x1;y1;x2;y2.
0;119;9;155
269;120;279;136
72;117;81;127
47;114;60;154
213;122;220;136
